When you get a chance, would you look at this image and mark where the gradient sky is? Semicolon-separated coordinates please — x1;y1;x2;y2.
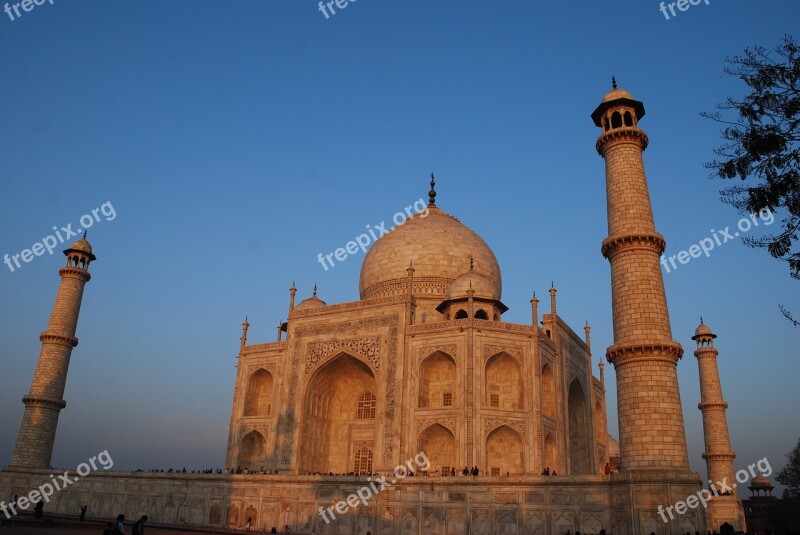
1;1;798;489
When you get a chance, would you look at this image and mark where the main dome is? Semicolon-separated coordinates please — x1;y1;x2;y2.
359;205;502;300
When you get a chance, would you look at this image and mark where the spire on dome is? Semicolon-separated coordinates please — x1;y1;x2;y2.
428;173;437;206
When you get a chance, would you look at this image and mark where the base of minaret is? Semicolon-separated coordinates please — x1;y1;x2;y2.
10;397;67;467
706;495;747;533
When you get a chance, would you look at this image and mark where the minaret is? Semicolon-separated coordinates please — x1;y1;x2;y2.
11;234;96;467
241;317;249;347
692;320;746;531
584;321;591;352
592;80;689;470
288;282;297;314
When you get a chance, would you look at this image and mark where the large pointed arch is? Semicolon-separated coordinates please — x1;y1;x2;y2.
419;351;456;408
541;363;555;418
243;369;274;417
486;352;523;410
568;379;591;475
417;423;456;476
594;400;605;444
237;431;266;470
543;431;556;472
299;352;377;474
486;425;524;475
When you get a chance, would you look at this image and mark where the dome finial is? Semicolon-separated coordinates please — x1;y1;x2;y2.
313;283;317;297
429;172;437;206
700;316;704;325
611;76;617;89
469;255;474;271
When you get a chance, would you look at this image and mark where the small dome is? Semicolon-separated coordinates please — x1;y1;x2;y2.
751;475;773;488
63;236;96;261
591;81;646;127
601;87;635;103
294;295;326;311
445;271;498;301
692;321;716;339
68;237;92;254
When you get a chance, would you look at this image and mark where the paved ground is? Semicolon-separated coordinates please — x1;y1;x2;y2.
0;519;263;535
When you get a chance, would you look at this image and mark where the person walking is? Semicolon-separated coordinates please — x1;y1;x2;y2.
79;505;87;521
132;515;147;535
112;514;125;535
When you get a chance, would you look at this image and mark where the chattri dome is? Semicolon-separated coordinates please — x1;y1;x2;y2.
750;474;773;489
445;270;498;301
64;233;96;262
359;204;501;301
67;237;93;254
601;87;635;103
692;319;716;339
294;294;326;311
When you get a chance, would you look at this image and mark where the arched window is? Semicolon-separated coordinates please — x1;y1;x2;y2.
419;351;456;408
541;363;555;418
237;431;266;471
354;447;373;474
208;504;221;525
611;111;622;129
485;352;523;410
543;432;556;471
243;369;273;417
455;309;468;319
568;380;590;475
357;391;376;419
623;111;633;127
475;309;488;320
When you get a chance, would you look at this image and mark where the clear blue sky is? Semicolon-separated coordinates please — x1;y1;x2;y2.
1;1;798;487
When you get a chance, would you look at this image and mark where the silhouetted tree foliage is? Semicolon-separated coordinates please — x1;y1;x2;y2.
703;35;800;325
776;437;800;499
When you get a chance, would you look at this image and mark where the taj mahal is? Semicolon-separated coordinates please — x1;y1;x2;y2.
1;82;748;534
